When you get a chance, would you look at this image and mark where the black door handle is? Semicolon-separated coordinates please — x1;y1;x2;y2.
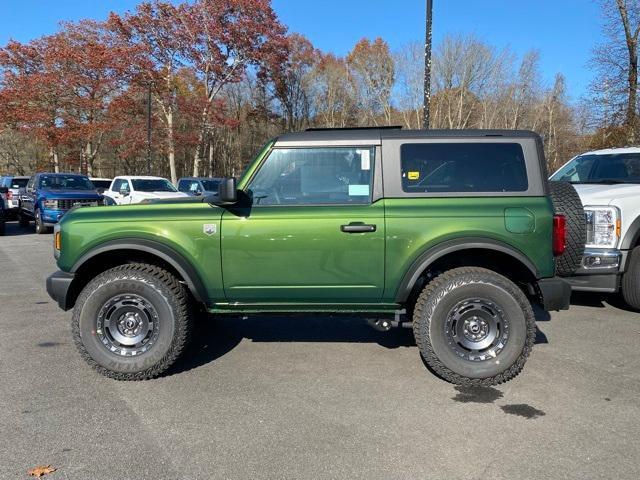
340;223;377;233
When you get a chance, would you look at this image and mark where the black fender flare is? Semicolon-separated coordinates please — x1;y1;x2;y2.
70;238;208;303
394;237;540;303
621;216;640;250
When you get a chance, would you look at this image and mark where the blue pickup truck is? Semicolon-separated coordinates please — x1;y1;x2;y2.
19;173;103;234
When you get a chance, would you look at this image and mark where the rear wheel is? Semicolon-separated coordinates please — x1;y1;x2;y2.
34;209;50;234
72;263;193;380
622;246;640;310
413;267;535;386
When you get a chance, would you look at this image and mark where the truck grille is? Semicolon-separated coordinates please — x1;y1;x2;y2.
56;199;101;210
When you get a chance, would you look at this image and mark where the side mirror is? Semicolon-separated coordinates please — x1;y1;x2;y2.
119;187;129;197
0;186;8;194
213;177;237;204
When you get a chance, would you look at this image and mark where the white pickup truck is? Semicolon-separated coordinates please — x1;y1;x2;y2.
551;147;640;309
102;176;188;205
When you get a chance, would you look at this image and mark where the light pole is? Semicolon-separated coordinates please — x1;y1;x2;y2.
423;0;433;129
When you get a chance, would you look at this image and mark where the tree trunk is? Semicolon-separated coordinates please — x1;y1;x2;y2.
192;107;209;177
166;109;177;184
616;0;639;142
50;147;59;173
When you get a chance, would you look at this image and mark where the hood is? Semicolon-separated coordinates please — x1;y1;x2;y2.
135;191;189;199
39;188;101;199
572;183;640;206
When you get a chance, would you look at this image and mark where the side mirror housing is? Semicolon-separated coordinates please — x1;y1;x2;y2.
209;177;237;205
119;187;129;197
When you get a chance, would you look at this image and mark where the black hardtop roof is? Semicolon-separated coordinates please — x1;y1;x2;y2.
275;128;540;144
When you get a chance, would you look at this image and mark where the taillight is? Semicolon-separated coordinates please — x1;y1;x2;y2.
553;214;566;256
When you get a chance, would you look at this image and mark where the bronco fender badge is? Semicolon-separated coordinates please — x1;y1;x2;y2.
203;224;217;235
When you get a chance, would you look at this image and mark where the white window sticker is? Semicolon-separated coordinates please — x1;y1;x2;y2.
349;184;370;196
358;149;371;170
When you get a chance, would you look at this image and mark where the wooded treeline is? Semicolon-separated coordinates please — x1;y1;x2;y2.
0;0;638;179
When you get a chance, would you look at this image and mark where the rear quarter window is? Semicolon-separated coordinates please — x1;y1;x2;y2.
401;143;528;193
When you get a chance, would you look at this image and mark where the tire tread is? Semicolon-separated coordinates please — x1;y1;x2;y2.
412;267;536;386
72;263;193;381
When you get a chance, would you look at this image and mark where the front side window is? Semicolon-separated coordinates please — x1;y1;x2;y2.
551;153;640;184
401;143;528;193
247;147;375;205
131;179;177;192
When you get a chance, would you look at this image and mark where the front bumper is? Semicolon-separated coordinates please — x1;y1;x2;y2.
538;277;572;311
46;271;75;310
563;248;627;293
41;208;67;225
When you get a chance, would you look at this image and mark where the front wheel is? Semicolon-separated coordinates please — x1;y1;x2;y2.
622;246;640;310
413;267;536;386
72;263;193;380
35;209;50;234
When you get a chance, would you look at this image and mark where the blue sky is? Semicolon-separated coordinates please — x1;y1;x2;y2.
0;0;603;101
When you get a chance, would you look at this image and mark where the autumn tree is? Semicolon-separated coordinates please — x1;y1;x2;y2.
0;36;67;172
108;1;186;183
177;0;287;176
590;0;640;143
347;38;395;126
309;53;357;128
271;33;318;131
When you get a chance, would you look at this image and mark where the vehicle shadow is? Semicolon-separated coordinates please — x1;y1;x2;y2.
168;305;554;376
167;312;416;376
571;291;639;313
1;221;36;236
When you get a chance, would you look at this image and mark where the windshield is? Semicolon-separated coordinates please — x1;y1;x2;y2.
131;179;177;192
10;178;28;189
90;180;112;189
201;180;220;191
551;153;640;184
39;174;95;190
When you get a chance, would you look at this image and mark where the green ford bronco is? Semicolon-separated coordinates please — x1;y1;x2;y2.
47;128;583;386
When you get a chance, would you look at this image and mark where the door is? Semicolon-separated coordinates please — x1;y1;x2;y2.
221;146;384;304
21;176;36;216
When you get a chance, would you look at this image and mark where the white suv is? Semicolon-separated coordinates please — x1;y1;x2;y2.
551;147;640;309
103;176;188;205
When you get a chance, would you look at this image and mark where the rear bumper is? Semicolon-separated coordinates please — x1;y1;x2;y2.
46;270;74;311
538;277;572;311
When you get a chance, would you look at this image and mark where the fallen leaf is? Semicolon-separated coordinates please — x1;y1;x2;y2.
27;465;57;477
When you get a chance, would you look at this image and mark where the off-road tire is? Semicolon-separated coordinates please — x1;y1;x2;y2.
18;212;29;227
413;267;536;386
549;181;586;276
72;263;193;380
622;246;640;310
34;209;50;234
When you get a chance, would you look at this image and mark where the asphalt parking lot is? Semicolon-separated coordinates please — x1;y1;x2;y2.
1;221;639;480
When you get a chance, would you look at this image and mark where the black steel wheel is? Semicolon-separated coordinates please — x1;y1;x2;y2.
73;263;193;380
444;298;509;362
413;267;535;386
96;294;161;357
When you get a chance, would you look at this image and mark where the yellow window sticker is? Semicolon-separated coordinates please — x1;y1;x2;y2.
408;171;420;180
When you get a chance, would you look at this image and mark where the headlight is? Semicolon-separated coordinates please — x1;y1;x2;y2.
584;206;621;248
43;199;58;209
